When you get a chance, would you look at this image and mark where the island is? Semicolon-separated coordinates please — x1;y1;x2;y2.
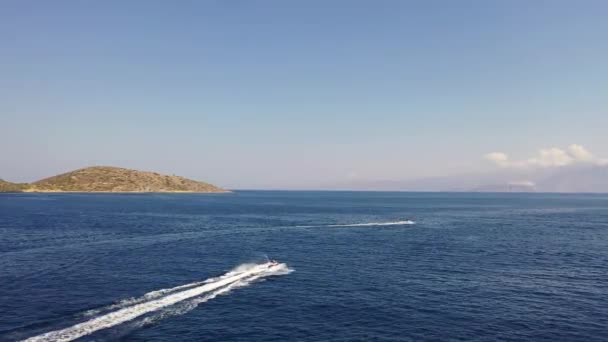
0;166;229;193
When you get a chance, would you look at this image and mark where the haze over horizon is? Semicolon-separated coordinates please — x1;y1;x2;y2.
1;1;607;190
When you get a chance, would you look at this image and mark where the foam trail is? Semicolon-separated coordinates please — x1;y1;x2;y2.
132;265;290;328
84;263;268;316
328;220;415;227
295;220;415;228
23;262;291;342
83;280;206;316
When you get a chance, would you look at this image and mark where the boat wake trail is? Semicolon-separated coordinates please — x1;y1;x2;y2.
82;279;208;317
130;266;279;329
23;262;292;342
328;220;415;227
295;220;416;228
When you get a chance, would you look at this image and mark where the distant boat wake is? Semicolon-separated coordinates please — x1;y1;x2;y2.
328;220;415;227
296;220;416;228
23;262;292;342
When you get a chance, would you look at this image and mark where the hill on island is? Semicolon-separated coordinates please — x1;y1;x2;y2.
0;179;28;192
1;166;228;193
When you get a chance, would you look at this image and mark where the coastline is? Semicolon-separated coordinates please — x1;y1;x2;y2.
15;189;232;194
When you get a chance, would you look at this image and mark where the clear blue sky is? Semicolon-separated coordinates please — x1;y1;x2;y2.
1;1;607;189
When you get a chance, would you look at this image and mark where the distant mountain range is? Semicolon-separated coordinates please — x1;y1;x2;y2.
332;165;608;193
0;166;228;193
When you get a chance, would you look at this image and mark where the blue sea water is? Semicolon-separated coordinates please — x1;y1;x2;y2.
1;191;608;341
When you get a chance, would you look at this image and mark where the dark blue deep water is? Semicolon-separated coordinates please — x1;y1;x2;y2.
1;191;608;341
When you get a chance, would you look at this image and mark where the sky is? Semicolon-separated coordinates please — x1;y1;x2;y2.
1;0;607;189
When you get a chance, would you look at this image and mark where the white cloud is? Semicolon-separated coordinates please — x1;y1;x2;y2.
508;180;536;187
484;152;510;167
529;148;573;167
485;144;607;169
567;144;594;161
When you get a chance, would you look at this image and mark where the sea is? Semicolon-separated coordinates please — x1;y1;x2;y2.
1;191;607;341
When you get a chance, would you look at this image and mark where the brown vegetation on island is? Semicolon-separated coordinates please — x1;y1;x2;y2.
0;166;228;193
0;179;28;192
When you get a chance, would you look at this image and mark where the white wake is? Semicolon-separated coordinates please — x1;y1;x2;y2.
130;265;280;328
23;262;292;342
328;220;415;227
295;220;415;228
82;280;207;316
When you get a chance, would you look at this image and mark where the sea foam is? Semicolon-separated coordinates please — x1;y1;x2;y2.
23;262;292;342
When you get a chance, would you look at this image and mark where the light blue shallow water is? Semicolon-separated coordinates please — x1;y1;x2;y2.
1;191;607;341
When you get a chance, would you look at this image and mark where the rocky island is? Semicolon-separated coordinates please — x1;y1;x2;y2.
0;166;228;193
0;179;28;192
